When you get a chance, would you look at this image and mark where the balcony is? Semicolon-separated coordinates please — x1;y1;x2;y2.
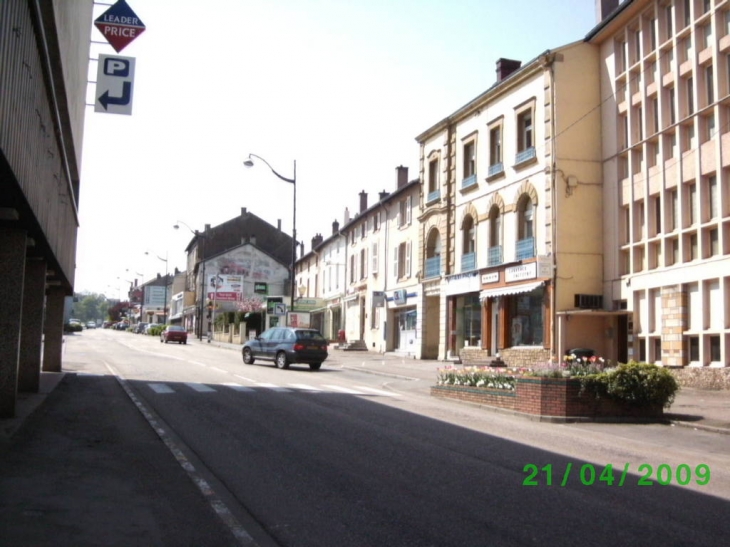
426;189;441;204
461;174;477;190
516;237;535;260
487;245;503;266
461;252;476;272
425;256;441;278
515;147;536;166
487;162;504;178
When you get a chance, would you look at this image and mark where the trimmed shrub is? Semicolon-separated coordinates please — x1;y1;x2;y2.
582;361;679;408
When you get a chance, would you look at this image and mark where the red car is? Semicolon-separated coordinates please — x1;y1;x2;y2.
160;325;188;344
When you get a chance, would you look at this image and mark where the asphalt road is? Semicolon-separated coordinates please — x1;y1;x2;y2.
23;330;730;546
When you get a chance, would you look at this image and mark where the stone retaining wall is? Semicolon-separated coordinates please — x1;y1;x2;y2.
670;368;730;390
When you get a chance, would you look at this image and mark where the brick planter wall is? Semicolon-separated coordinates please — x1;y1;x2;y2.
432;377;664;421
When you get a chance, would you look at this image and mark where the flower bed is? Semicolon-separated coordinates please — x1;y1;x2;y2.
432;360;676;422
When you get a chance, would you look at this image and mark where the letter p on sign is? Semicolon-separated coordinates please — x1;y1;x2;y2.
104;58;130;77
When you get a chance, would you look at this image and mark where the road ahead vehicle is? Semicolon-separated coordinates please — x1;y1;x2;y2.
161;325;187;344
86;321;96;329
135;322;148;334
242;327;328;370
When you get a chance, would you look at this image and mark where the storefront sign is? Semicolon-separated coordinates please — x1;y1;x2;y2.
392;289;407;305
254;282;268;295
481;272;499;284
293;298;325;312
537;255;552;278
445;271;480;296
505;263;537;282
372;291;385;307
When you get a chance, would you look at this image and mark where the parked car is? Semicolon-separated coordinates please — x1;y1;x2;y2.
242;327;328;370
135;322;148;334
115;321;129;330
86;321;96;329
161;325;187;344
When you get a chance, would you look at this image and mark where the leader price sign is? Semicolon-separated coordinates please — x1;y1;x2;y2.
95;54;135;115
94;0;146;53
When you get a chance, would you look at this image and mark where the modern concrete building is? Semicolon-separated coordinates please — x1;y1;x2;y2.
0;0;93;417
587;0;730;367
416;42;605;365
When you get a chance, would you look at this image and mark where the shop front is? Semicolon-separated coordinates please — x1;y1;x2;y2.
479;260;552;366
444;272;482;358
387;288;418;356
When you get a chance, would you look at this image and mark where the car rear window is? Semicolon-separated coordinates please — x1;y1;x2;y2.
168;326;185;332
295;330;326;341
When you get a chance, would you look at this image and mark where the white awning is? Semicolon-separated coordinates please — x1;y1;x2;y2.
480;281;543;300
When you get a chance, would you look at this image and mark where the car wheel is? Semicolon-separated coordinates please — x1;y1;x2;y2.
309;362;322;371
275;351;289;369
242;348;255;365
183;340;187;345
160;338;163;343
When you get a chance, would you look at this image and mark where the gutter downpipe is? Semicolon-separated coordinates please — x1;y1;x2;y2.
546;52;559;361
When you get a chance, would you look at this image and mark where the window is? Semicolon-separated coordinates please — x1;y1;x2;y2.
682;36;693;63
636;106;644;141
509;287;544;346
653;195;662;235
634;29;642;62
489;125;502;167
462;215;476;271
703;112;716;142
371;242;378;274
398;196;412;227
620;114;629;148
687;76;694;115
349;255;356;283
360;248;367;280
684;0;692;27
517;109;534;152
688;336;700;361
669;188;679;230
689;232;699;260
666;5;673;38
393;241;411;279
360;222;366;239
710;228;719;255
373;210;380;232
518;197;534;239
669;87;676;124
710;335;721;362
650;17;657;50
702;22;713;50
463;140;476;178
427;158;439;199
652;97;659;134
708;175;719;218
706;65;714;104
688;182;698;225
704;0;712;15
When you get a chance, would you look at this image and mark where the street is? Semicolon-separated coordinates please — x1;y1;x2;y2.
2;330;730;546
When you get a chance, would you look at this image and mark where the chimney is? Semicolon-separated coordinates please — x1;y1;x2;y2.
312;233;323;250
332;219;340;234
241;207;247;216
596;0;620;22
379;190;390;201
359;190;368;213
496;58;521;82
277;219;282;231
396;165;408;188
204;224;211;232
344;207;350;224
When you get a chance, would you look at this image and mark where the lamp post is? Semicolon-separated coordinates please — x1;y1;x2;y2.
243;153;296;322
145;251;169;324
174;221;208;340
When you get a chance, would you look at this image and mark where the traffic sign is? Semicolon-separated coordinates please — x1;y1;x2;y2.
95;54;135;115
94;0;146;53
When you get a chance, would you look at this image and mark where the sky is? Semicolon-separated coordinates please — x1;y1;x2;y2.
77;0;599;298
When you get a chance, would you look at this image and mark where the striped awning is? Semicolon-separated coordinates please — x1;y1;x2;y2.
479;281;543;300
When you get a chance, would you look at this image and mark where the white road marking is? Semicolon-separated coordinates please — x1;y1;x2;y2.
185;383;216;393
354;386;399;397
234;375;257;383
209;367;227;373
256;382;291;392
149;383;175;394
322;384;365;395
223;383;255;392
288;383;323;392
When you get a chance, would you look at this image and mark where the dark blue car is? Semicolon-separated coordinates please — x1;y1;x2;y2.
242;327;328;371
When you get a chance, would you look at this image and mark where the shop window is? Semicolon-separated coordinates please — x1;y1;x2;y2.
509;288;544;346
460;295;482;348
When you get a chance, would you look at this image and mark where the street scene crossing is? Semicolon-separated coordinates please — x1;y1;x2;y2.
143;380;401;398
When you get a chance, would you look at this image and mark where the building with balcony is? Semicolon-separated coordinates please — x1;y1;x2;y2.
587;0;730;367
416;42;604;364
0;1;92;418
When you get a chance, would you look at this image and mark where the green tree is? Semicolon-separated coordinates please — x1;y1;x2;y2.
74;293;111;323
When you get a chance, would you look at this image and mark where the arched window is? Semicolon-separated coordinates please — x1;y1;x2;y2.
516;195;535;260
425;228;441;278
461;215;476;271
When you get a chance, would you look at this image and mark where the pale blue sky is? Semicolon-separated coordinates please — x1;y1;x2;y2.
78;0;599;297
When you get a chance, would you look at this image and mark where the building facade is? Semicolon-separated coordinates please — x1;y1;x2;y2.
588;0;730;367
0;0;93;417
416;43;605;365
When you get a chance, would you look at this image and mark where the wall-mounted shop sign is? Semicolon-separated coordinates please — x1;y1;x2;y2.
392;289;407;305
505;263;537;282
481;272;499;284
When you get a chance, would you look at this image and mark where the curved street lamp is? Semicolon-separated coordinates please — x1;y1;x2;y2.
243;153;297;318
174;221;208;340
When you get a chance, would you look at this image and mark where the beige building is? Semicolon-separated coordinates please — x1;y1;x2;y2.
416;42;605;365
588;0;730;367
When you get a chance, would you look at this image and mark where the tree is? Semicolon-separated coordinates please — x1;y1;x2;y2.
74;293;111;323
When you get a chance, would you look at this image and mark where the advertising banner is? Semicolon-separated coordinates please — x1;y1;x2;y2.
207;274;243;302
144;286;166;308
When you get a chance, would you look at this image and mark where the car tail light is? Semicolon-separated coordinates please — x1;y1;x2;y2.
294;343;305;351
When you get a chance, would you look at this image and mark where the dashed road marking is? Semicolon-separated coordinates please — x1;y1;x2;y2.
149;383;175;394
185;383;217;393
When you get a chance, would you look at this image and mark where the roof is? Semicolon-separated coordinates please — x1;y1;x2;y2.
584;0;636;42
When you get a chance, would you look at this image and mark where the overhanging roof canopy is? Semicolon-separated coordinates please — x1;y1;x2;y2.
480;281;543;300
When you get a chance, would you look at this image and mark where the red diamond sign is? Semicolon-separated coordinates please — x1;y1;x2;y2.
94;0;146;53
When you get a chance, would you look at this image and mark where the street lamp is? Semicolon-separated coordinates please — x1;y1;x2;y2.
174;221;208;340
243;153;296;320
145;250;169;324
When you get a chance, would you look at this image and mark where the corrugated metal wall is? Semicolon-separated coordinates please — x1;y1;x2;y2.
0;0;91;293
